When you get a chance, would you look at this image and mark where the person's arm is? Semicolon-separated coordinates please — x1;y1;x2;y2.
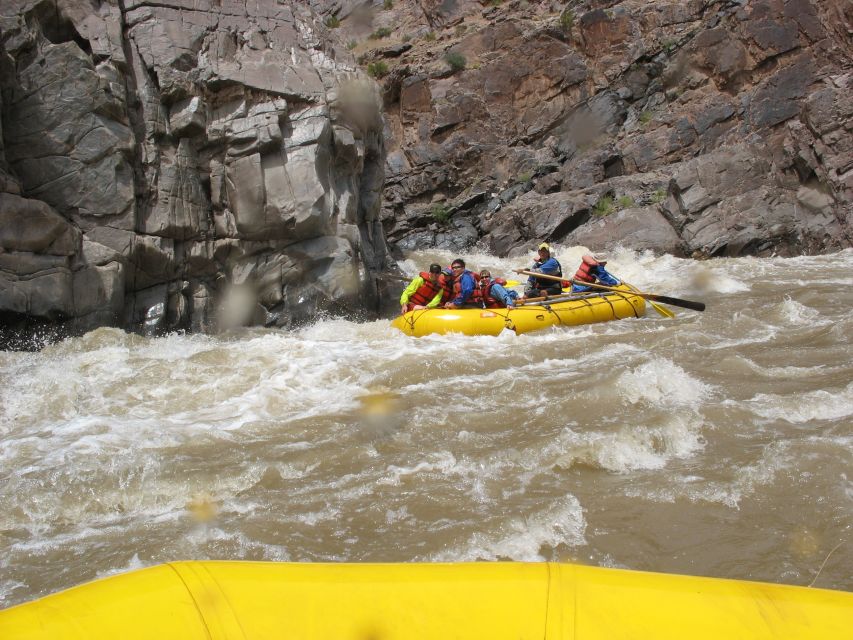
526;261;541;286
425;289;444;308
400;277;424;312
594;266;620;286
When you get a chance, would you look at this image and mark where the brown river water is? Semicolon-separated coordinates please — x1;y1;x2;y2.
1;246;852;608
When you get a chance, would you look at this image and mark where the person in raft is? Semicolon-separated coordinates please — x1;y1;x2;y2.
474;269;519;309
521;242;563;298
399;263;453;313
444;259;478;309
571;253;620;292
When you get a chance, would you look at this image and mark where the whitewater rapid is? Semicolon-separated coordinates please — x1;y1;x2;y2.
2;247;852;606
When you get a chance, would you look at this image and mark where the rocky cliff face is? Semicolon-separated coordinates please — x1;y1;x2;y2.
0;0;393;347
327;0;851;259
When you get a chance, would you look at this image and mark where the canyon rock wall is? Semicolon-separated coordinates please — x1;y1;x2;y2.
325;0;851;259
0;0;393;346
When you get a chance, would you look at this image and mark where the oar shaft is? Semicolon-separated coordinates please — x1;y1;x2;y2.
516;269;706;312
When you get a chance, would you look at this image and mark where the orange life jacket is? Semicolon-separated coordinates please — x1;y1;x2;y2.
573;254;601;284
407;272;444;307
472;278;507;308
438;274;454;303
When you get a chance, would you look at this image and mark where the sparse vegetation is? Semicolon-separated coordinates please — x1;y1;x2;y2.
424;31;437;42
617;195;635;209
402;33;412;43
662;38;677;52
651;188;667;204
516;172;533;184
325;15;340;28
383;0;394;9
369;27;393;40
445;51;466;72
559;9;575;32
638;110;652;125
346;39;357;50
593;195;615;217
455;24;467;36
490;0;503;6
366;61;389;78
431;203;451;224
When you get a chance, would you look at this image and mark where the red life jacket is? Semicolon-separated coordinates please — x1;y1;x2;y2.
473;278;507;308
407;272;444;307
573;254;601;283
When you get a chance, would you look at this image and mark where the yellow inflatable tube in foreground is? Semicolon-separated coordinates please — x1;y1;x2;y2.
1;562;851;639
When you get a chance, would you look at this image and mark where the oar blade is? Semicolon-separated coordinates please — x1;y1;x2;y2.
646;294;705;312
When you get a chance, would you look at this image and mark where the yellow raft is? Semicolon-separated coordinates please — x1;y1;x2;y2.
392;285;646;336
1;561;851;639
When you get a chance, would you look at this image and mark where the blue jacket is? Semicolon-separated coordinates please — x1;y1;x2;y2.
526;257;562;287
451;270;477;306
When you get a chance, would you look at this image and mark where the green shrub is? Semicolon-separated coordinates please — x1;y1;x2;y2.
617;195;635;209
369;27;393;40
593;195;615;217
424;31;436;42
651;188;667;204
445;51;466;72
516;172;533;184
638;110;652;125
366;61;389;78
325;15;340;28
559;9;574;31
346;39;357;50
455;24;467;36
383;0;393;9
431;204;451;224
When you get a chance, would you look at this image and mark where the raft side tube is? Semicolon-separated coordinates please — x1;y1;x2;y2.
1;562;851;639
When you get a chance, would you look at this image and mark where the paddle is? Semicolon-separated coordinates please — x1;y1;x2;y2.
516;269;705;312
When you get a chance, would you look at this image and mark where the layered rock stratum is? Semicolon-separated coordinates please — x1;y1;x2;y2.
333;0;850;259
1;0;851;344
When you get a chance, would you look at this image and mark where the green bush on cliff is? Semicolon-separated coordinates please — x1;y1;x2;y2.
445;52;466;72
559;9;575;32
325;15;340;28
431;204;451;224
617;195;635;209
369;27;393;40
367;61;389;78
593;195;615;217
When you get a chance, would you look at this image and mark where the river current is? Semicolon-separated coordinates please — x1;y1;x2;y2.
1;246;852;607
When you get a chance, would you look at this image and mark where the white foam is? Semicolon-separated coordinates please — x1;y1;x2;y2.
747;382;853;424
618;359;711;408
428;495;586;562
